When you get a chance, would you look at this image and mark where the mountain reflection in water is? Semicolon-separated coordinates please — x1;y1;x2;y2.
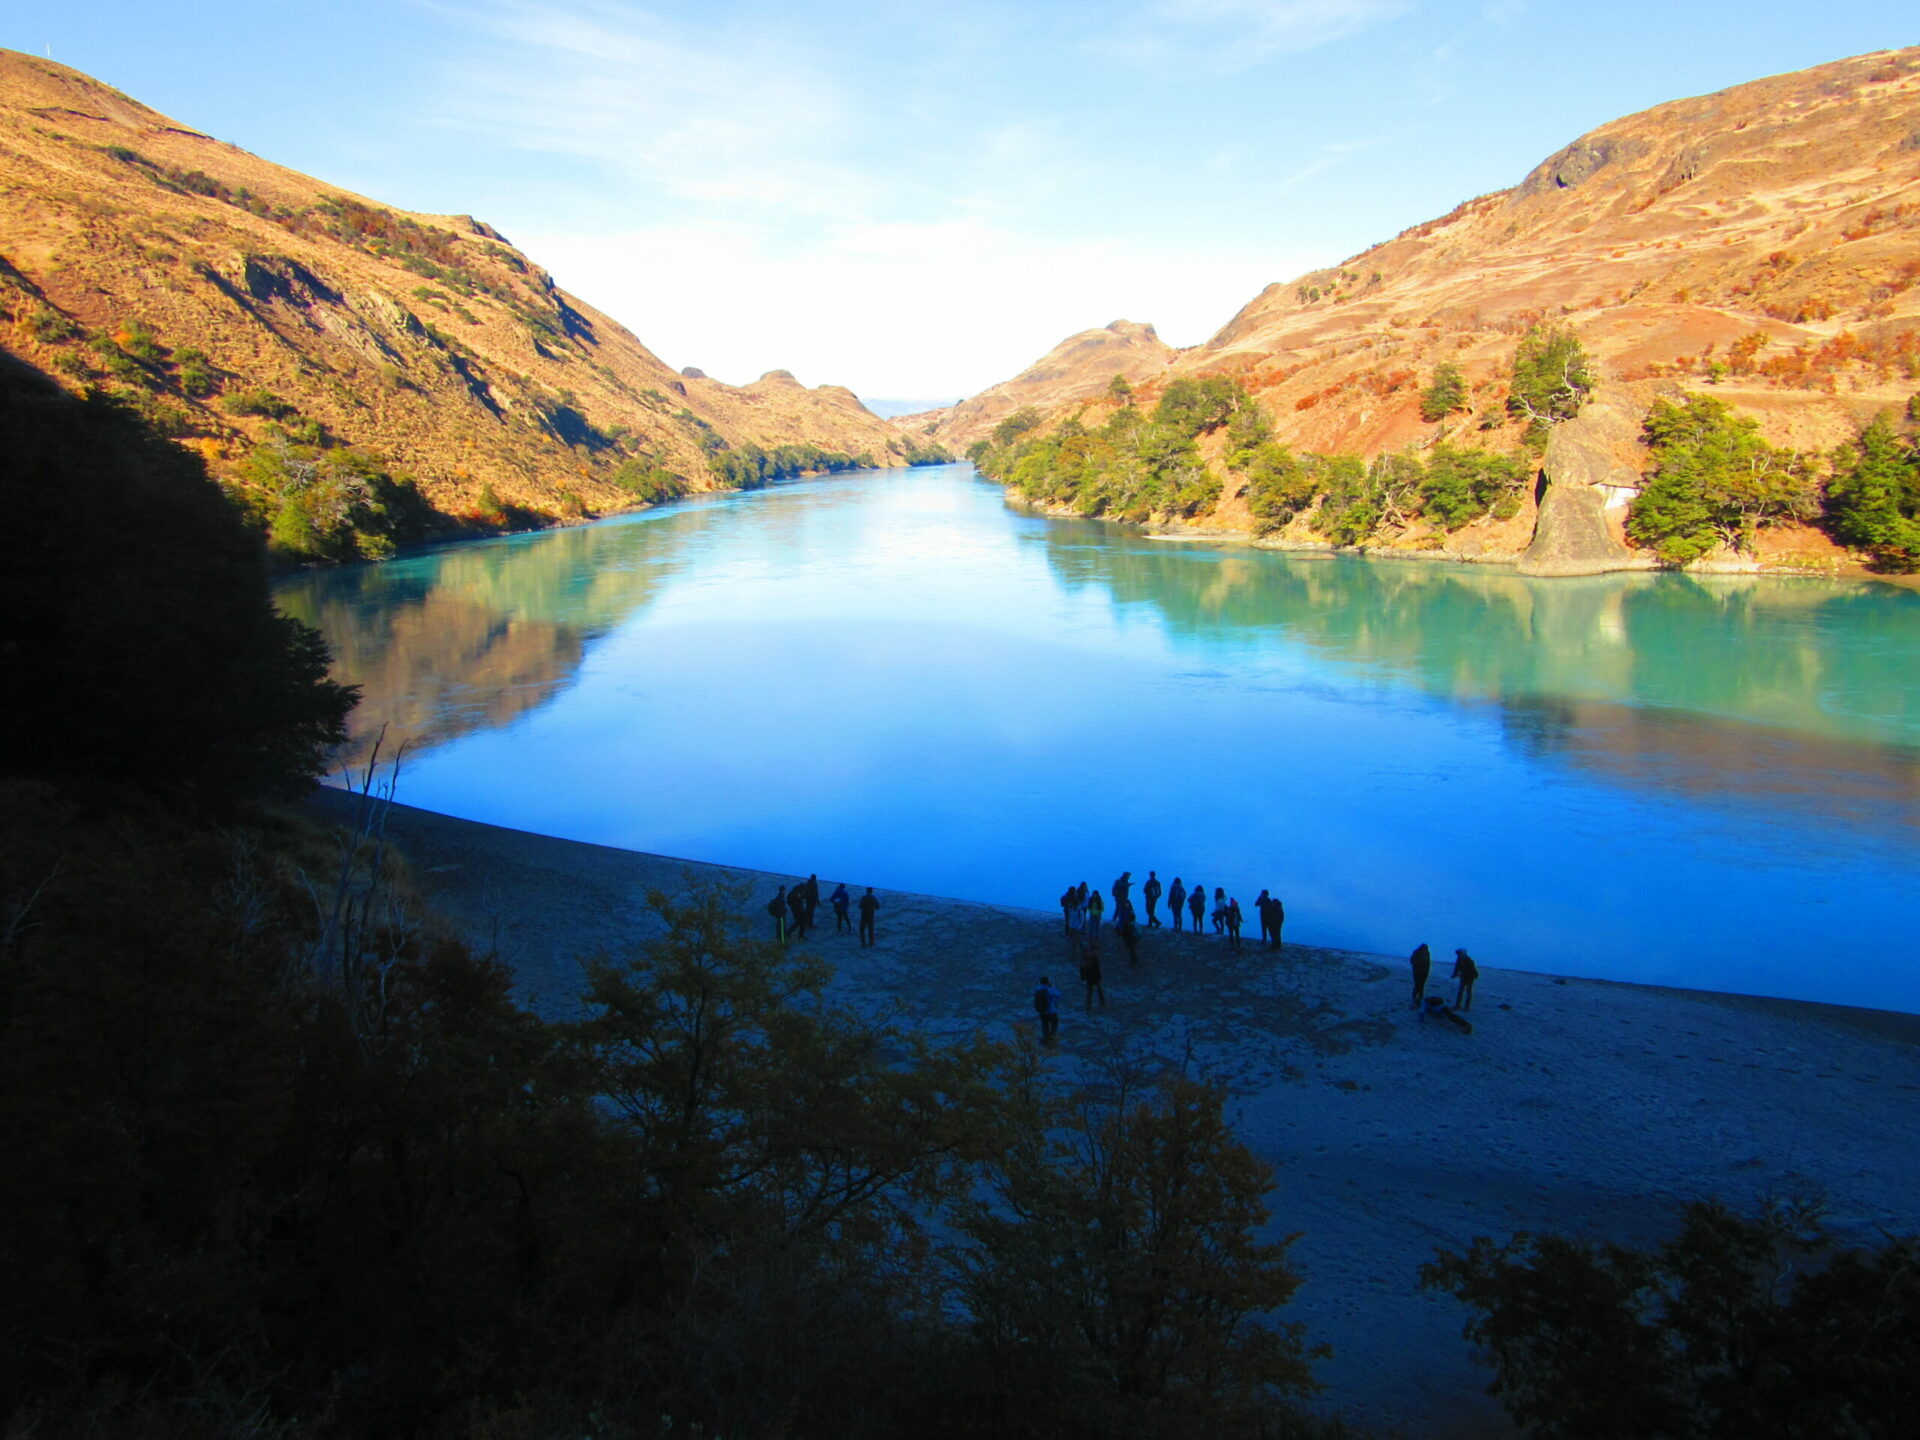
276;466;1920;1011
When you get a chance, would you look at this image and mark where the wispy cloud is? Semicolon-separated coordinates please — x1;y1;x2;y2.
1097;0;1412;74
430;0;868;215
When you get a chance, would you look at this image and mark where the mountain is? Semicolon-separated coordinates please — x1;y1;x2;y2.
934;48;1920;574
0;50;919;556
897;319;1174;437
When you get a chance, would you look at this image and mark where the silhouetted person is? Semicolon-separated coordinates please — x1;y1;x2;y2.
831;882;851;934
768;886;790;944
1060;885;1077;934
1086;888;1104;940
1226;897;1243;950
1410;943;1432;1009
1268;895;1285;951
1033;975;1062;1043
1112;871;1131;914
1188;882;1205;932
1114;894;1135;927
858;887;879;947
1453;948;1479;1010
1079;939;1105;1010
787;884;808;939
1211;887;1227;935
1117;912;1140;967
1254;888;1273;945
803;873;820;932
1143;871;1163;927
1168;877;1187;932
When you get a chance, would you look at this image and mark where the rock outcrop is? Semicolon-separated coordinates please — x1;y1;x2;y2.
1518;393;1656;576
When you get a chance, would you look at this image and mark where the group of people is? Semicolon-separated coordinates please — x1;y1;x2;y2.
1037;869;1292;1040
1056;871;1287;953
768;874;881;947
1408;942;1478;1011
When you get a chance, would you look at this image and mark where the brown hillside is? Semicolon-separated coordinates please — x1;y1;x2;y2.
901;319;1175;438
0;50;911;534
932;48;1920;570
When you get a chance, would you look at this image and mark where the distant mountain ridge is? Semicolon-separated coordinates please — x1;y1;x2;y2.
0;50;921;553
926;47;1920;574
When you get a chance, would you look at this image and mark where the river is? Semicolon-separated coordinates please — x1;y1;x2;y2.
276;464;1920;1013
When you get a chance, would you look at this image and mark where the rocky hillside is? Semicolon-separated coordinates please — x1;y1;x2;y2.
0;50;919;557
935;48;1920;575
895;319;1174;438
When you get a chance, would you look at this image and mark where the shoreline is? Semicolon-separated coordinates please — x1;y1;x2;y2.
309;790;1920;1437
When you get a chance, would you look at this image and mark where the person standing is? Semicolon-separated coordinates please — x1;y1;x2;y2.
1117;912;1141;967
802;874;821;934
1060;885;1078;934
1226;897;1244;951
1410;942;1432;1009
858;887;879;947
786;884;807;940
1079;939;1105;1010
1268;895;1285;951
1112;871;1132;916
831;882;852;935
1254;889;1273;946
1143;871;1163;928
1086;887;1105;940
1033;975;1062;1044
1074;881;1090;931
1168;877;1187;932
1211;887;1227;935
1452;948;1479;1010
768;886;790;944
1188;882;1205;933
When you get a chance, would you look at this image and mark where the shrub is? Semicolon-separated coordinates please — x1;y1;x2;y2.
1507;324;1593;440
1822;412;1920;571
222;387;296;420
1420;444;1531;529
1627;395;1815;565
1419;361;1467;421
1153;375;1241;438
25;306;79;343
172;345;219;397
611;458;688;503
1106;372;1134;402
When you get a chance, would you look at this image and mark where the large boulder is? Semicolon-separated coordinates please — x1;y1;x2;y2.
1517;393;1655;577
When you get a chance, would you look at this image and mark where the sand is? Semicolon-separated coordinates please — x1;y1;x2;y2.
309;789;1920;1438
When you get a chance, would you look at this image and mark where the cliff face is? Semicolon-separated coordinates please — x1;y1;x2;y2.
933;48;1920;569
0;51;911;532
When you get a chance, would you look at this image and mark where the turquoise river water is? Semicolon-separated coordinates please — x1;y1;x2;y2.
276;464;1920;1013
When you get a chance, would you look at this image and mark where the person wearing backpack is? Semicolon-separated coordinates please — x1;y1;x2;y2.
768;887;789;945
1033;976;1062;1044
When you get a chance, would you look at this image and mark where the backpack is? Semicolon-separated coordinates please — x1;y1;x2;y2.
1033;986;1049;1014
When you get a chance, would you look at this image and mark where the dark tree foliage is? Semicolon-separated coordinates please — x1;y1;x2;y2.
1822;412;1920;571
1423;1199;1920;1440
0;357;354;810
1153;376;1242;438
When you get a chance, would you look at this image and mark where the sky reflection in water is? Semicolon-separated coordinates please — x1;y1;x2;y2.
277;465;1920;1012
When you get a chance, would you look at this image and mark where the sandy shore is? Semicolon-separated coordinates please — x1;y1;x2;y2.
309;789;1920;1438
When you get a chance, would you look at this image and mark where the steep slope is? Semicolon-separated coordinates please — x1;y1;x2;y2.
938;48;1920;571
0;50;912;551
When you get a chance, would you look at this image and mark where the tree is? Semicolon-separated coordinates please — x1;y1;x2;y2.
1108;373;1135;403
1420;361;1468;422
993;407;1044;448
956;1062;1320;1439
1507;325;1594;440
1153;376;1241;439
1627;395;1815;566
1423;1199;1920;1440
1823;412;1920;571
1420;444;1532;530
0;359;353;809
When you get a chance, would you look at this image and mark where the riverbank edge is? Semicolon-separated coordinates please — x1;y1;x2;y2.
304;786;1920;1037
1002;490;1917;589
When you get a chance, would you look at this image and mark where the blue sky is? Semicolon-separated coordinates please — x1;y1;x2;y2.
15;3;1915;400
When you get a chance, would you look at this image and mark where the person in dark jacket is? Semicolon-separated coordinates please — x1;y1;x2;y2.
1188;882;1206;932
1117;912;1141;967
1060;885;1077;933
1225;897;1243;950
787;883;808;940
768;886;790;944
1143;871;1163;927
1079;939;1105;1010
1111;871;1132;916
1033;976;1062;1043
858;887;879;947
1410;942;1432;1009
1211;887;1228;935
1168;877;1187;932
1254;889;1273;945
802;874;820;932
1267;894;1285;951
831;882;852;934
1452;948;1479;1010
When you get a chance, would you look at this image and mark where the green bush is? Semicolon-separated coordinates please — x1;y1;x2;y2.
245;441;432;563
1153;375;1241;438
222;387;296;420
1507;325;1593;441
1822;412;1920;571
1420;444;1532;529
25;306;79;343
1626;395;1815;565
1420;361;1467;422
612;458;688;503
172;345;219;397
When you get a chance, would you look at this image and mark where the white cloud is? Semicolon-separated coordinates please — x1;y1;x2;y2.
1099;0;1412;73
523;218;1316;399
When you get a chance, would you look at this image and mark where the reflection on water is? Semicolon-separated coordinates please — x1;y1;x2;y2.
277;466;1920;1011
